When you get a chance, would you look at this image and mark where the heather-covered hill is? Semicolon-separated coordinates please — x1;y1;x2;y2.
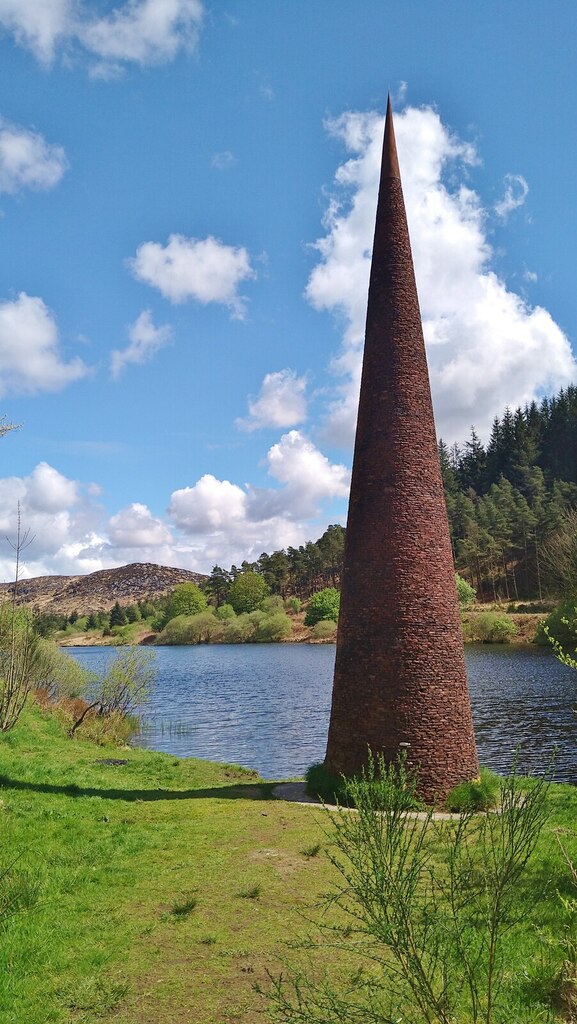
0;562;207;617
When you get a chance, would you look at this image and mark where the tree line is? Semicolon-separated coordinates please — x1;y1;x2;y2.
209;385;577;606
440;385;577;600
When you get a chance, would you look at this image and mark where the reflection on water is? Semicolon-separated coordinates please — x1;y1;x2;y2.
68;643;576;783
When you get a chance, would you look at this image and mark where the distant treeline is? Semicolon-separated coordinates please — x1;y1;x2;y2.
211;385;577;606
440;385;577;600
34;384;577;635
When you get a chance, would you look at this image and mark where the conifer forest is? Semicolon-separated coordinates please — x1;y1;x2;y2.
209;385;577;605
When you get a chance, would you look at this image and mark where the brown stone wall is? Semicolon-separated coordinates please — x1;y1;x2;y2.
324;110;478;804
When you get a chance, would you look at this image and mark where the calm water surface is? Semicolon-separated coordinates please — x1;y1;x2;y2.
69;644;577;782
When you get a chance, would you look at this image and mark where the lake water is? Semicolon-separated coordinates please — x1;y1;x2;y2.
68;644;577;783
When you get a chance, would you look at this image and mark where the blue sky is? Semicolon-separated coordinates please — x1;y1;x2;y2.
0;0;575;578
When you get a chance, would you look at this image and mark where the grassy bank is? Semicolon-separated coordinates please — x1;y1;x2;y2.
0;707;331;1023
1;708;576;1022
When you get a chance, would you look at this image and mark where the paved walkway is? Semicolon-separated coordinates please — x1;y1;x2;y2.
272;781;464;818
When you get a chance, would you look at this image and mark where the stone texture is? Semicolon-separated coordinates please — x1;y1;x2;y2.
324;98;478;803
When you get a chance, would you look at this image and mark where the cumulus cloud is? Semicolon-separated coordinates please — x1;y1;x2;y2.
26;462;78;512
0;462;97;580
306;105;576;446
0;0;72;63
0;117;68;194
0;465;183;579
495;173;529;221
108;502;172;547
129;233;254;318
0;433;348;576
247;430;349;521
110;310;172;378
168;432;348;566
236;369;308;432
169;475;247;534
0;0;203;72
0;292;89;396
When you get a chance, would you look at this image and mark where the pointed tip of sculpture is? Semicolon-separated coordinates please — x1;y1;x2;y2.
382;94;401;180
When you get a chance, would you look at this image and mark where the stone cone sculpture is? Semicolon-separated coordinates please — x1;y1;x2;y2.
324;97;478;803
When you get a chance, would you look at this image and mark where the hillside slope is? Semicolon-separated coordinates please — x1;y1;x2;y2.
0;562;208;616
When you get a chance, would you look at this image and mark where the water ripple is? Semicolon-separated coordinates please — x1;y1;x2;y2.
68;643;576;783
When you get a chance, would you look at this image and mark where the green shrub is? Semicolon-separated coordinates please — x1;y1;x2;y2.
157;614;195;645
466;611;518;643
255;612;292;642
304;587;340;627
260;595;285;615
186;611;223;643
272;760;551;1024
310;618;337;640
215;602;235;621
445;766;501;811
305;761;348;804
535;600;577;647
456;572;476;609
285;596;301;614
306;752;421;810
221;614;258;643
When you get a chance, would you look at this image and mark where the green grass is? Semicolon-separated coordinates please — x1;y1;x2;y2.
444;765;501;811
0;705;576;1022
0;704;330;1023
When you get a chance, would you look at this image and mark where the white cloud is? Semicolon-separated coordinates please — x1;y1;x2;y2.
168;433;349;566
26;462;78;512
81;0;203;73
0;117;68;194
0;433;348;576
108;502;172;547
110;310;172;378
0;0;72;64
169;474;247;534
0;0;203;72
129;233;254;318
211;150;236;170
236;369;308;432
306;105;576;446
495;173;529;221
0;292;89;396
247;430;349;521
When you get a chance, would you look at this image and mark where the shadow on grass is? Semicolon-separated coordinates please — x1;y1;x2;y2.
0;774;280;803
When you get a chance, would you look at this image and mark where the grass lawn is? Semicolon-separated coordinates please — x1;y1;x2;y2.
0;706;333;1023
1;705;576;1023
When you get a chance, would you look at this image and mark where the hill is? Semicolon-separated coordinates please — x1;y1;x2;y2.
0;562;208;617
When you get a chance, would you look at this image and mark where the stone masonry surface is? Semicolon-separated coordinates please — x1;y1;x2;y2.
324;99;479;803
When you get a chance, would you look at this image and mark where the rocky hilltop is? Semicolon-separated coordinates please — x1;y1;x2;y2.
0;562;208;617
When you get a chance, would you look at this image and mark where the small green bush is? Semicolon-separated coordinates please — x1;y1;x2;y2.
305;761;348;804
255;612;292;642
310;618;337;640
186;611;223;643
221;614;257;643
215;603;236;621
466;611;518;643
306;753;422;810
535;600;577;647
444;766;501;811
285;596;301;614
157;614;195;645
304;588;340;627
456;572;476;609
260;596;285;615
